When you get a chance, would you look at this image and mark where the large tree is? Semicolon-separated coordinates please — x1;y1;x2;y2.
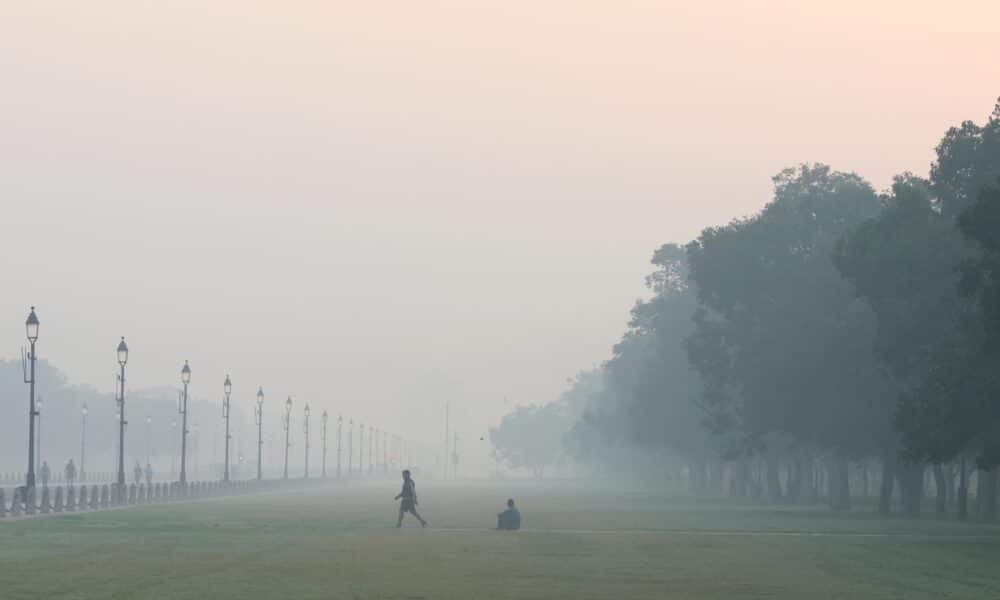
490;402;570;477
834;175;972;516
564;244;720;492
686;164;884;509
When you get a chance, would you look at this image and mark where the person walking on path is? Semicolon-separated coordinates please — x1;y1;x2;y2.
394;470;427;528
40;461;51;487
65;459;77;485
133;461;143;485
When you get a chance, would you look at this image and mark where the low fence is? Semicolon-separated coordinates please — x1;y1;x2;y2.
1;472;118;486
0;479;331;518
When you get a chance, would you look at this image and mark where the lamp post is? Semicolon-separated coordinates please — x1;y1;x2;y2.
336;414;343;479
359;423;365;478
223;374;232;482
321;410;329;478
283;397;292;479
303;403;311;478
193;423;200;480
255;387;264;480
81;403;88;482
36;398;43;474
179;361;191;484
170;419;177;479
348;419;353;477
23;307;39;488
369;425;374;475
116;337;129;488
115;411;121;477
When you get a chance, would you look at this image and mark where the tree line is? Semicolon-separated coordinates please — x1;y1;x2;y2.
491;99;1000;521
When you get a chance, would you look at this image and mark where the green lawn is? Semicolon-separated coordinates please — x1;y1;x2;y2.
2;480;1000;599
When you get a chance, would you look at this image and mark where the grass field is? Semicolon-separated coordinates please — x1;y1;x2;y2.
2;480;1000;599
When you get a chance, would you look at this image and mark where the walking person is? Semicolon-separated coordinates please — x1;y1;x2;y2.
394;470;427;528
40;461;51;487
145;463;153;485
65;459;77;486
133;461;143;485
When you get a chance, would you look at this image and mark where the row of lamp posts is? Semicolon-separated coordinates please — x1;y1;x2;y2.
18;307;403;491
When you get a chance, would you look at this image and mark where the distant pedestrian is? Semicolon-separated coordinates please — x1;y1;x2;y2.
133;461;143;485
497;498;521;530
65;459;77;485
145;463;153;485
394;470;427;528
40;461;51;487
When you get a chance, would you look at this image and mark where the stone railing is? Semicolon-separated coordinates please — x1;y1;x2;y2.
0;478;332;518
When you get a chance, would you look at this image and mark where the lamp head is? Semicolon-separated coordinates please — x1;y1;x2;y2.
25;307;39;342
117;337;129;366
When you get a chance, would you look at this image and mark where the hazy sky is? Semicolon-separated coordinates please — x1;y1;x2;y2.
1;1;997;470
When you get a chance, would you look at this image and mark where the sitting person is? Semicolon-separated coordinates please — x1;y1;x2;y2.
497;498;521;530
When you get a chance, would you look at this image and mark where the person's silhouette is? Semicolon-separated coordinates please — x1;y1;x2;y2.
394;470;427;528
497;498;521;530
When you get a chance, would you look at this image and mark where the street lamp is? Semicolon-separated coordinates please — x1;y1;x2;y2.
303;403;311;478
255;387;264;480
369;425;374;475
192;423;200;480
283;397;292;479
348;419;353;477
170;419;177;479
337;414;343;479
116;337;129;488
81;403;88;482
359;422;364;478
115;412;122;475
179;361;191;484
23;307;39;488
223;374;232;482
321;410;328;478
36;398;43;475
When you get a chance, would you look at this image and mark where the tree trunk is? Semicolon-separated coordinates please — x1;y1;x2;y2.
957;456;969;521
878;449;896;516
750;459;763;499
710;458;724;496
688;457;707;495
765;453;783;504
828;456;851;511
976;469;998;523
896;463;924;518
729;458;750;499
786;456;804;503
945;463;954;506
932;464;947;518
801;455;819;504
861;461;870;499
